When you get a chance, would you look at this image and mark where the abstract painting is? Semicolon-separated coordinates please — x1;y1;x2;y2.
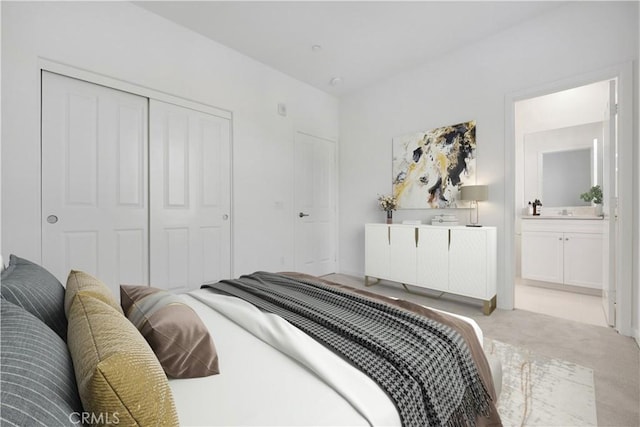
392;120;476;209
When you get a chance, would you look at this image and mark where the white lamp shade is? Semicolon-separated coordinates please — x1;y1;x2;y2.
460;185;488;201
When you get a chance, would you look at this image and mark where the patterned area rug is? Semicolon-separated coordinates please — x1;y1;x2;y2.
484;339;597;427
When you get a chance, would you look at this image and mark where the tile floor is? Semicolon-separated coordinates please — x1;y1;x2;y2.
514;279;609;327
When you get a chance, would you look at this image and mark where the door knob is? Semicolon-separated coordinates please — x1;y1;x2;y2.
46;215;58;224
299;212;310;218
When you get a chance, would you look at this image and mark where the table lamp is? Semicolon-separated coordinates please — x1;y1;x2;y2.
460;185;488;227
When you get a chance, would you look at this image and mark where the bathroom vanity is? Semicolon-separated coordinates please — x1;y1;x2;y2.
520;216;604;290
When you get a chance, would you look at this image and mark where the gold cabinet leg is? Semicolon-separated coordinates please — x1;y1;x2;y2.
364;276;380;287
483;295;497;315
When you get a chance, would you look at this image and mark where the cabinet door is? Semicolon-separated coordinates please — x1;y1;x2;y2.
521;231;564;284
448;229;487;299
389;227;417;285
564;232;603;289
416;227;449;291
364;224;390;280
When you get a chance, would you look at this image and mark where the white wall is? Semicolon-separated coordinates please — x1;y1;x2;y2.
0;2;339;277
339;2;638;315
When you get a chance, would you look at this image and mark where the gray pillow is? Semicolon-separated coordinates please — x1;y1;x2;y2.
0;299;83;426
0;254;67;340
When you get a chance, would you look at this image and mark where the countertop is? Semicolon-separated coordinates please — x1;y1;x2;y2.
521;215;604;220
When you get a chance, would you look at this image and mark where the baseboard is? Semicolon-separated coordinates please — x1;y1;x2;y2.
634;327;640;349
519;278;601;296
336;269;363;279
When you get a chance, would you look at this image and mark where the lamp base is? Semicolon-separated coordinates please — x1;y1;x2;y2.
466;224;483;227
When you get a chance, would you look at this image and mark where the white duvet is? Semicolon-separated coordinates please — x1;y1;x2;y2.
169;288;484;427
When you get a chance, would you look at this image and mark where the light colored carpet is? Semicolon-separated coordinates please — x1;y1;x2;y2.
486;338;597;427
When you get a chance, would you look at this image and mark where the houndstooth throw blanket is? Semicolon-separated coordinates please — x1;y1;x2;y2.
203;272;492;427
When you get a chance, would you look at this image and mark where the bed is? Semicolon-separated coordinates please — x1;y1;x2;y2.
0;255;502;427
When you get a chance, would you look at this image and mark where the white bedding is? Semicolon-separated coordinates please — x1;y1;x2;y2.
170;288;486;427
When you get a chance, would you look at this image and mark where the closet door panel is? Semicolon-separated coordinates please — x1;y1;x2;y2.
65;231;98;275
165;227;190;288
66;93;98;205
202;226;222;283
118;105;146;206
202;120;224;206
42;72;148;297
116;229;146;285
195;114;230;285
150;100;231;291
166;113;189;207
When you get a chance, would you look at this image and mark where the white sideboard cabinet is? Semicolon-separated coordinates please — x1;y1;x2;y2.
521;219;604;289
365;224;497;314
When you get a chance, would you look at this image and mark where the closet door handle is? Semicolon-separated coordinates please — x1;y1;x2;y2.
299;212;310;218
47;215;58;224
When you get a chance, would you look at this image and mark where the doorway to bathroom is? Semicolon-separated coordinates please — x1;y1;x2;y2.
513;78;616;328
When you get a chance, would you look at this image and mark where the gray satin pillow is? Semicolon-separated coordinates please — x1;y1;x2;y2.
0;254;67;340
0;299;83;426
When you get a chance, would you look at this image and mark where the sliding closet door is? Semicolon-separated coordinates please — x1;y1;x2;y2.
41;72;149;295
149;100;231;292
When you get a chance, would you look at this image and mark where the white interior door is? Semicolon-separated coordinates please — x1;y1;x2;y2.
149;100;231;292
294;132;337;276
42;71;149;296
602;79;617;326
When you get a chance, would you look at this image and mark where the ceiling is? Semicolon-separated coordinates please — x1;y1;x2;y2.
135;1;567;97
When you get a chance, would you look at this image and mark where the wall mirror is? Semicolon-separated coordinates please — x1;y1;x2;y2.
542;148;592;206
523;122;603;209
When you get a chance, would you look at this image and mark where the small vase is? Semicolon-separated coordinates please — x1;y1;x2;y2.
594;203;603;217
386;210;393;224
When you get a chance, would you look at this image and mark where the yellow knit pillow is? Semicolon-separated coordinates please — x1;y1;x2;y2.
65;270;123;317
67;292;179;426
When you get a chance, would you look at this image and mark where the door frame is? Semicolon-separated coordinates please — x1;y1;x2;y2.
38;58;235;278
504;62;634;336
38;59;232;120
